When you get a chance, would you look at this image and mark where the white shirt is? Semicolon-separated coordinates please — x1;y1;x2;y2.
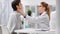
37;12;50;31
7;11;23;33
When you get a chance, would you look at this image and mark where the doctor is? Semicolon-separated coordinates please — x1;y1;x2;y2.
25;2;50;31
7;0;26;34
37;2;50;31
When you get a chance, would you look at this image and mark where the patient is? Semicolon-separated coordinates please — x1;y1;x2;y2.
7;0;26;34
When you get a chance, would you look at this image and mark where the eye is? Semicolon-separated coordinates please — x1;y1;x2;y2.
39;6;42;7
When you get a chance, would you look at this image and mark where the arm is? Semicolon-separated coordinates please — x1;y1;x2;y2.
7;14;16;33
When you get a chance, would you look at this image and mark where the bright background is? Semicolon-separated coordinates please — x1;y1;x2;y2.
0;0;56;31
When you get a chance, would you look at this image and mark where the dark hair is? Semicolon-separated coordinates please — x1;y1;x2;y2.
11;0;20;11
41;2;50;19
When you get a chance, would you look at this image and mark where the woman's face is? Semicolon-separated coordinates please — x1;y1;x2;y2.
39;4;45;13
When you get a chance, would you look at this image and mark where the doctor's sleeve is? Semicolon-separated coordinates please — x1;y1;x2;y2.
37;15;50;26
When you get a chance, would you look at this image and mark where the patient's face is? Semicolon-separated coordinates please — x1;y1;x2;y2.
17;3;23;11
18;3;23;10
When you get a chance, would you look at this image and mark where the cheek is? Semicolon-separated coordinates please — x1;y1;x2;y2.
19;5;22;9
19;6;21;9
39;7;44;13
39;7;42;11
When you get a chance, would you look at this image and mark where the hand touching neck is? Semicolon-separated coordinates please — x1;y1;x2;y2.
17;9;26;17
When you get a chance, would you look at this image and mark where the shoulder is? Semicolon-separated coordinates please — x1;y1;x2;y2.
9;12;16;17
40;13;49;20
41;13;49;18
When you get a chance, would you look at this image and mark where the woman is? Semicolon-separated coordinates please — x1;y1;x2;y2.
37;2;50;31
25;2;50;31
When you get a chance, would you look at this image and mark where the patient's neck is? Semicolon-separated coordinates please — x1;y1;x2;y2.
16;9;21;13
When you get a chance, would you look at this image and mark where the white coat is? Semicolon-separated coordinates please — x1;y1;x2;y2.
7;11;23;33
26;12;50;31
36;12;50;31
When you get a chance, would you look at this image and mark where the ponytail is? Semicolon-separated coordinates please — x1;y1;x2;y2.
46;5;50;20
41;2;50;20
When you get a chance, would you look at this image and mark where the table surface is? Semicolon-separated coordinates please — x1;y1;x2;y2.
14;28;55;33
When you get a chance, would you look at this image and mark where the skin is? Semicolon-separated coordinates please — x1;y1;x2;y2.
39;4;45;14
16;3;26;16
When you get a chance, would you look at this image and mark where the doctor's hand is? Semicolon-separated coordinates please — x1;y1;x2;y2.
17;5;27;18
19;10;27;18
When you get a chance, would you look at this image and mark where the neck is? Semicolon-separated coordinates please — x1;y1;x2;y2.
16;11;19;13
16;9;21;13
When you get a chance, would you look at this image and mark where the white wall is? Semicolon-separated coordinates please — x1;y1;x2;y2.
21;0;56;5
21;0;56;12
0;0;13;25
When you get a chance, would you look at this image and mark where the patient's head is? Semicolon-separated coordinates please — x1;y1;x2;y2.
11;0;22;11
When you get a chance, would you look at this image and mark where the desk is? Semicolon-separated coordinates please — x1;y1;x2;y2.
14;28;55;34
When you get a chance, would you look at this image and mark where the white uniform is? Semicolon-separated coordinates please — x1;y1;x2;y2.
26;12;50;31
36;12;50;31
7;11;23;33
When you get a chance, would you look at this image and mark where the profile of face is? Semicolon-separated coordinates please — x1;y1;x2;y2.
16;3;23;11
39;4;45;13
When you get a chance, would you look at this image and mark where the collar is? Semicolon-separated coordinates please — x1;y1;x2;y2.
40;12;46;16
14;11;21;15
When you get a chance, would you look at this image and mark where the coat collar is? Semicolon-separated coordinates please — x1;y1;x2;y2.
14;11;21;15
40;12;46;16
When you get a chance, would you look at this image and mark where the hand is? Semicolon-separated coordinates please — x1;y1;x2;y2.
19;10;26;17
